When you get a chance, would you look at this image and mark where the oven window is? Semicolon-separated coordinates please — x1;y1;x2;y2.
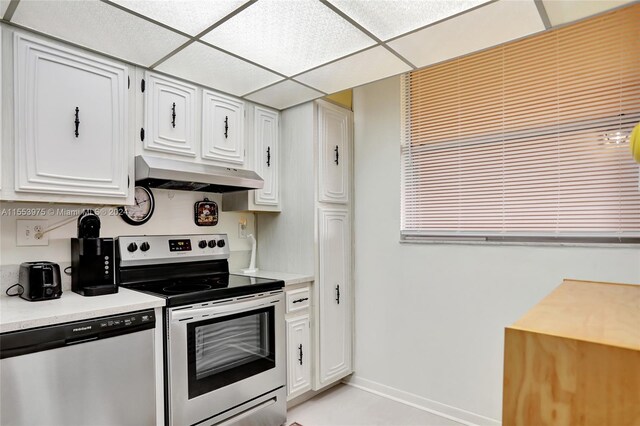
187;306;275;398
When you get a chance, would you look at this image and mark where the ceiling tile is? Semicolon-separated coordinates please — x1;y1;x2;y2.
388;0;545;69
245;80;324;110
109;0;249;36
328;0;490;41
1;0;10;19
542;0;634;26
11;0;188;66
156;42;282;97
200;0;376;76
295;46;412;94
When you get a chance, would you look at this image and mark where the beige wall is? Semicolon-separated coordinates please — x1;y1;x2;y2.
351;76;640;423
0;190;254;291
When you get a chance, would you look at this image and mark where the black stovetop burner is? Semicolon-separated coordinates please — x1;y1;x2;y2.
122;273;284;307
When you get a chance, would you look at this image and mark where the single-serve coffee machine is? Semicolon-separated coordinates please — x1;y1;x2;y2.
71;238;117;296
71;210;117;296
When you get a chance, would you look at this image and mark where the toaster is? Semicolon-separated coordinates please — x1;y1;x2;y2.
18;262;62;301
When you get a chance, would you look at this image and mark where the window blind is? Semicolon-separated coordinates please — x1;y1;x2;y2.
401;4;640;242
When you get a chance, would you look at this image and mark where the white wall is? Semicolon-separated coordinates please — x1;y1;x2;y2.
0;189;255;292
351;76;640;423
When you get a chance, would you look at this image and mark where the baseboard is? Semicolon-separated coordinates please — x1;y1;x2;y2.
286;380;343;410
342;376;501;426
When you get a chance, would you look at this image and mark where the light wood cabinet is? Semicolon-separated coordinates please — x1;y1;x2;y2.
11;33;130;201
318;102;351;204
202;90;244;166
503;279;640;426
143;72;197;158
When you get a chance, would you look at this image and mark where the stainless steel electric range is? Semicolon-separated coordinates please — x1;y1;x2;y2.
117;234;286;426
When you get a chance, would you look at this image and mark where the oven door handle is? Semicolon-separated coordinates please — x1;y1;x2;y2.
171;295;282;323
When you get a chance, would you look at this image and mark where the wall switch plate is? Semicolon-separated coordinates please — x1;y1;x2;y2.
16;220;49;246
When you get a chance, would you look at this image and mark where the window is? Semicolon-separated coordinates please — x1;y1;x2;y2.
401;5;640;243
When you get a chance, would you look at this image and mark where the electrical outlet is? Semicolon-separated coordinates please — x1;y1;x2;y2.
17;220;49;246
239;218;248;239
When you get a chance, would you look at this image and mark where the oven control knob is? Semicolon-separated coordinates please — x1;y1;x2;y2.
140;242;150;252
127;242;138;252
217;240;226;248
198;240;207;249
208;240;216;248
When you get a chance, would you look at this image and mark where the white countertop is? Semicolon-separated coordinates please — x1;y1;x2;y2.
232;270;314;287
0;288;165;333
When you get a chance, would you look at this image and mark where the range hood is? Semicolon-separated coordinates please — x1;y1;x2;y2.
135;155;264;193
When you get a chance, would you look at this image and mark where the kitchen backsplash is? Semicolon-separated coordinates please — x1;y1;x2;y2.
0;189;254;293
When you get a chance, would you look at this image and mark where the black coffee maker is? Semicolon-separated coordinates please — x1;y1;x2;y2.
71;210;118;296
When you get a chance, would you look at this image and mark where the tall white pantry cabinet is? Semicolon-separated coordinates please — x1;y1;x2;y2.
257;99;354;397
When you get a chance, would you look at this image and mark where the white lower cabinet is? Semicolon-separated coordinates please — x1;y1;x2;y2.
317;208;352;386
286;314;312;398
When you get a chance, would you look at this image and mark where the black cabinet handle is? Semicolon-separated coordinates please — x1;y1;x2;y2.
74;107;80;137
334;145;339;165
298;344;303;365
267;146;271;167
224;116;229;139
292;297;308;304
336;284;340;304
171;102;176;128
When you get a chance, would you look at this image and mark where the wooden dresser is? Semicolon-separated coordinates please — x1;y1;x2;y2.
503;279;640;425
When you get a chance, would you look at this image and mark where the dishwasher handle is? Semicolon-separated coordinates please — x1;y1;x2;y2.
0;309;155;360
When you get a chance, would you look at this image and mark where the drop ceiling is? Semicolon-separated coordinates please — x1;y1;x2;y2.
1;0;635;110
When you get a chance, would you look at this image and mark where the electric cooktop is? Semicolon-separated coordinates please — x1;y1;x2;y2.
124;274;284;307
116;234;284;307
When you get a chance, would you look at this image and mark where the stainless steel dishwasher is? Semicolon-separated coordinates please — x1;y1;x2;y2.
0;309;157;426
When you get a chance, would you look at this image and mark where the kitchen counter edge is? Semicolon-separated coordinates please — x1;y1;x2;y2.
0;288;165;334
232;270;314;287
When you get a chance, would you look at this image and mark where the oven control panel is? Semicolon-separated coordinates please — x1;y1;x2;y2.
117;234;230;267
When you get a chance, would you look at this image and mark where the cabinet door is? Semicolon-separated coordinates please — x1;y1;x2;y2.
318;102;351;204
14;34;128;198
286;315;312;398
144;72;197;157
254;107;279;206
202;91;244;165
317;208;352;386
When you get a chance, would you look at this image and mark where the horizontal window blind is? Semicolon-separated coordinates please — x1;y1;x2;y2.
401;4;640;242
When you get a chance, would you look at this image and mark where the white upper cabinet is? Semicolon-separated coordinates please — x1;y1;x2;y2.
144;72;197;158
254;106;279;206
202;91;245;166
318;101;351;204
13;33;129;200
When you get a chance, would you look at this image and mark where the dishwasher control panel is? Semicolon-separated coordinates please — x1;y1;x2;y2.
0;309;156;360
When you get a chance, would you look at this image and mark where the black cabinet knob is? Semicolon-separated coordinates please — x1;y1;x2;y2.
208;240;217;248
198;240;207;249
217;240;225;248
127;242;138;252
140;242;150;252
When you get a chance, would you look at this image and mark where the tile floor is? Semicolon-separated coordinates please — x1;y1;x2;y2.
286;384;464;426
